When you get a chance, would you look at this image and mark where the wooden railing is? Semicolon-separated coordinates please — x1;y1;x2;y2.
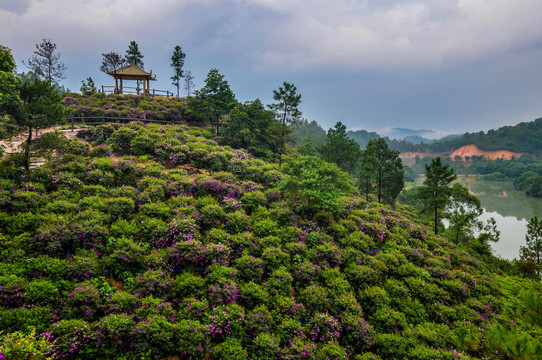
101;85;173;97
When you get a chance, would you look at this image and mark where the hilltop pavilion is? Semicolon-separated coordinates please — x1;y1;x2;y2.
107;63;156;95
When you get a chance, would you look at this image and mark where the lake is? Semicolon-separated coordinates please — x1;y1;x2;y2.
414;175;542;260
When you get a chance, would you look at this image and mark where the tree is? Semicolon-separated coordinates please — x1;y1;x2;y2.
268;82;302;167
279;155;353;215
191;68;236;136
521;216;542;276
126;41;144;88
100;52;127;74
220;99;275;156
359;143;378;202
80;77;95;94
23;39;67;84
368;138;404;204
171;45;186;98
381;152;404;204
319;121;361;174
17;79;65;171
0;45;23;144
183;70;194;97
125;41;144;68
420;157;456;235
444;182;483;243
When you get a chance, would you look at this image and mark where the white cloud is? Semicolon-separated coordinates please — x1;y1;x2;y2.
236;0;542;70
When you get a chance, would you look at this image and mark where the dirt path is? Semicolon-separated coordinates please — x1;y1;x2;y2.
0;126;84;167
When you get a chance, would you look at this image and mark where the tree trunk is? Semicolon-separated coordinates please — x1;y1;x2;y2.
24;126;33;172
434;198;439;235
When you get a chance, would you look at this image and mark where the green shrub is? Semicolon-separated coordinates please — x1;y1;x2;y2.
315;342;348;360
241;191;267;215
105;197;135;221
251;332;281;360
234;254;264;282
173;272;205;299
214;338;248;360
372;307;408;333
298;285;330;314
245;305;274;336
174;318;210;359
262;246;290;272
267;268;293;296
238;281;269;309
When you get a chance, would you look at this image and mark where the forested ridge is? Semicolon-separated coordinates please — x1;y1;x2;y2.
345;118;542;156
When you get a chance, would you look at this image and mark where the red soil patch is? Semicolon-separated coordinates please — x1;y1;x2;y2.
450;144;523;161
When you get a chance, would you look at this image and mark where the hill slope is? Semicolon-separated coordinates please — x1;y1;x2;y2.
0;121;540;359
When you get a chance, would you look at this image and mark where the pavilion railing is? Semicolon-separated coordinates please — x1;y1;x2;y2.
101;85;173;97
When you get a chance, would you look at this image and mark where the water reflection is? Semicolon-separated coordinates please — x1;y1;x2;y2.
413;175;542;260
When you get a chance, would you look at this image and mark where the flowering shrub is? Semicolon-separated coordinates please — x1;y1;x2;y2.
245;305;274;335
132;270;174;300
207;303;246;341
0;120;528;359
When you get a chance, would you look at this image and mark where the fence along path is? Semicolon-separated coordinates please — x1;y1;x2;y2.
65;114;216;132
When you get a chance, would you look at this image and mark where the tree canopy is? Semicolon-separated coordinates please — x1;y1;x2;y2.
23;39;67;85
419;157;457;235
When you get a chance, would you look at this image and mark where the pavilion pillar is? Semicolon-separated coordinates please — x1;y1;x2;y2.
120;78;123;94
115;78;118;93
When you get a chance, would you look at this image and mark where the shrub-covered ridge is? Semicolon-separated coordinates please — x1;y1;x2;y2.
0;121;539;359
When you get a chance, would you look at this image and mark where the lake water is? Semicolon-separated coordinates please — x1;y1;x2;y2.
414;175;542;260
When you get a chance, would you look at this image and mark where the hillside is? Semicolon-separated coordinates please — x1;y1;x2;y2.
1;120;540;359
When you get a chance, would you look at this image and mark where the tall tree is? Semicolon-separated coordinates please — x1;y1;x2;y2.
23;39;67;84
444;182;483;243
100;52;127;74
521;216;542;276
268;82;302;167
359;143;378;202
319;121;361;174
221;99;275;156
191;68;236;135
125;41;144;89
171;45;186;98
80;77;95;94
17;79;65;171
368;138;404;204
420;157;456;235
381;150;404;204
0;45;23;143
125;41;144;68
183;70;194;97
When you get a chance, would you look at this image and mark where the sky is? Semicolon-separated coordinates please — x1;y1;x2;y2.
2;0;542;137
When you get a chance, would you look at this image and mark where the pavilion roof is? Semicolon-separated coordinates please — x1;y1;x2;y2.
107;63;156;80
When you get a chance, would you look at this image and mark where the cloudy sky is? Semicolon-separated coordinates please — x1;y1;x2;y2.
2;0;542;136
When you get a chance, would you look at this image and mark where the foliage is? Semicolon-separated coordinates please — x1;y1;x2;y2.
170;45;186;98
520;216;542;276
268;81;302;166
319;121;361;174
23;39;67;84
0;120;537;359
419;156;456;234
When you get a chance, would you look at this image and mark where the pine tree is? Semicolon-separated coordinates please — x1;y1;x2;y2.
420;157;456;235
268;82;302;167
125;41;144;68
23;39;67;84
171;46;186;97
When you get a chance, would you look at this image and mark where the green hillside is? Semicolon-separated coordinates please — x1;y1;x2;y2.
0;119;540;359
